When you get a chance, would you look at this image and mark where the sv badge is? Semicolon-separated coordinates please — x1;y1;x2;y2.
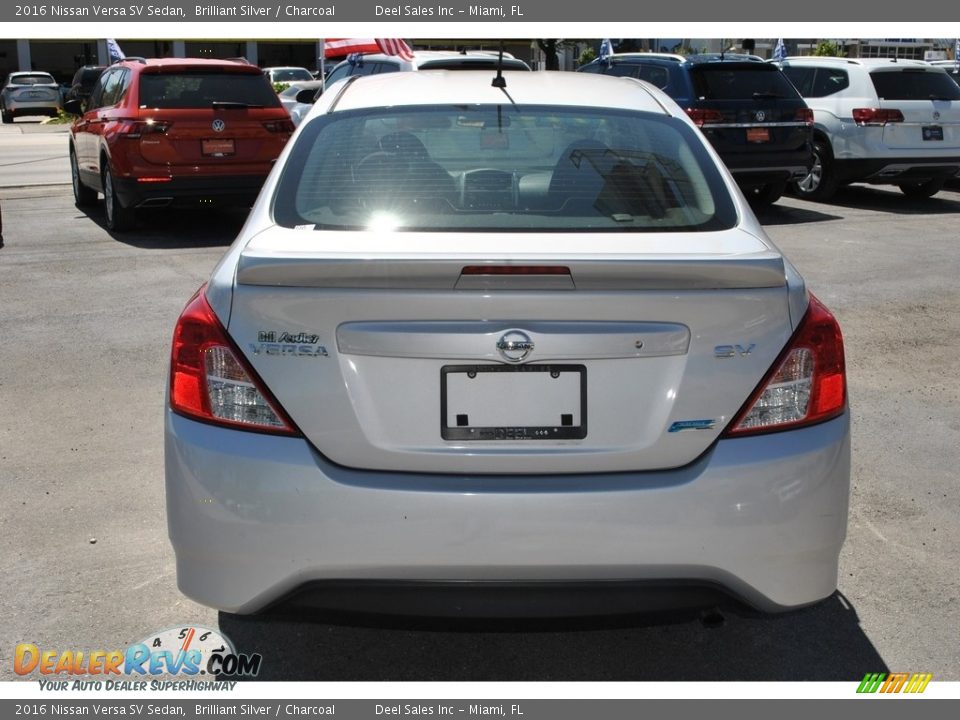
715;344;755;358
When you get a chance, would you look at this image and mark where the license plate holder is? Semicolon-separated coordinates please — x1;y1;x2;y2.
746;127;770;143
922;126;944;141
202;138;235;156
441;364;587;441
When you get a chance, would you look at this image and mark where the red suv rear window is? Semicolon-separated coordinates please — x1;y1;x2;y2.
138;72;281;109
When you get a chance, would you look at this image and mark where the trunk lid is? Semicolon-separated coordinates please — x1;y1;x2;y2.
226;228;795;474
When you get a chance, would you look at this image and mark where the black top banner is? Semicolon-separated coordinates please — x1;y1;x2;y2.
4;0;960;22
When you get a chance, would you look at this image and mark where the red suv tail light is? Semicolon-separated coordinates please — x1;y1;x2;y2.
117;119;172;138
170;287;300;436
795;108;814;126
852;108;904;126
684;108;725;127
263;119;295;133
723;294;846;437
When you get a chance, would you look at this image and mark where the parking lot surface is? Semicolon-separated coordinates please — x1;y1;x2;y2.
1;173;958;680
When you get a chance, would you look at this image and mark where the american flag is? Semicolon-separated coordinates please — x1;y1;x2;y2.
324;38;414;62
376;38;415;62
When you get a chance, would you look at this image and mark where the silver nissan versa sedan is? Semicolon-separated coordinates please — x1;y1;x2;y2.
165;70;850;616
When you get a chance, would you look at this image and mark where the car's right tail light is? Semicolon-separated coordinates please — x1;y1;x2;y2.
852;108;904;126
795;108;814;126
723;294;846;437
169;287;300;436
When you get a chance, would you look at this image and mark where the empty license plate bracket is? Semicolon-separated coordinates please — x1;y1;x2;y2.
441;364;587;441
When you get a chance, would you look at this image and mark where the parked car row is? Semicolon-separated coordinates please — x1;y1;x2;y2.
578;52;960;203
53;51;958;233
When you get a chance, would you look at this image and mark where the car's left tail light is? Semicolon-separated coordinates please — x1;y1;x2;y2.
170;287;300;436
723;294;846;437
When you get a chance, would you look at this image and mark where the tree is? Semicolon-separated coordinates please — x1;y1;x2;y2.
536;39;591;70
813;40;841;57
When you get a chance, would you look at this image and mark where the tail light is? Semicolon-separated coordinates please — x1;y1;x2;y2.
263;119;295;133
684;108;725;127
117;119;171;138
852;108;904;126
723;294;845;437
795;108;814;126
169;287;300;436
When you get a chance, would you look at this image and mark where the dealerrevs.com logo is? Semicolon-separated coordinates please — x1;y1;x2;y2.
15;626;262;683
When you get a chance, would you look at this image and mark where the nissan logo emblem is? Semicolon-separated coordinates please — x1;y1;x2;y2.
496;330;535;363
212;119;226;132
933;111;941;121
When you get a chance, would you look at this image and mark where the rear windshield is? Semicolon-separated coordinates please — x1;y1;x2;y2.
11;73;56;85
870;70;960;100
691;65;800;100
270;68;313;82
138;72;281;109
274;104;737;233
579;62;671;89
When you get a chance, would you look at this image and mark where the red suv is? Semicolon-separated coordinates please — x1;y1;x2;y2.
65;58;294;231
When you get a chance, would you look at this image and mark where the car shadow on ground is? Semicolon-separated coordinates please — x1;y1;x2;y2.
797;184;960;215
218;591;886;681
751;202;843;226
81;204;246;249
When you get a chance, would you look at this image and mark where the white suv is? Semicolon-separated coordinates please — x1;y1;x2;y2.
776;57;960;200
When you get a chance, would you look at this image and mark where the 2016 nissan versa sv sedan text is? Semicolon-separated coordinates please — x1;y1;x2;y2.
165;71;850;617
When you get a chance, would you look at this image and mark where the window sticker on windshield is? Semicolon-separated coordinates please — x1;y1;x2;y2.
295;224;317;231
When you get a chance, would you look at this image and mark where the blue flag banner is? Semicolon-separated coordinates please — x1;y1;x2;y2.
106;38;125;63
773;38;787;61
599;38;614;64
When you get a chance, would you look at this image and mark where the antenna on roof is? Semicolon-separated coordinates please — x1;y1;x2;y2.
492;41;506;88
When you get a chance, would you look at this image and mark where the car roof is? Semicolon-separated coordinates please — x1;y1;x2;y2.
591;52;765;66
325;70;670;115
330;50;529;72
777;56;932;69
9;71;56;79
118;57;264;74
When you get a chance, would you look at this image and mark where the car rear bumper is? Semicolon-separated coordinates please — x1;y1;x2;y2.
724;149;814;188
4;99;59;115
833;157;960;184
165;411;851;616
113;174;268;209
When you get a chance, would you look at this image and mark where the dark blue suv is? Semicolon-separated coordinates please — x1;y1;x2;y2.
579;53;814;205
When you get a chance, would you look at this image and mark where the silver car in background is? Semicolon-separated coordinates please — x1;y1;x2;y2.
165;71;850;616
1;71;61;123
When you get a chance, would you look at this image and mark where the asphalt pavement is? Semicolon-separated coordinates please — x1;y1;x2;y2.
1;125;958;681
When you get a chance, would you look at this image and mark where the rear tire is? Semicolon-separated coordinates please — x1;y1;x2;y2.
792;140;839;202
748;181;786;206
70;150;97;208
102;165;135;232
898;179;945;198
1;106;12;124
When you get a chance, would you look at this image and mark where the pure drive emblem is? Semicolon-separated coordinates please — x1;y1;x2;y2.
496;330;535;363
212;119;226;132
